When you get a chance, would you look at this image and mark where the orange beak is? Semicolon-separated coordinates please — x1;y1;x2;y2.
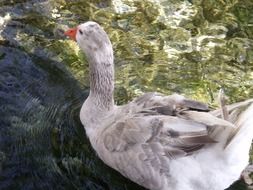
64;27;77;41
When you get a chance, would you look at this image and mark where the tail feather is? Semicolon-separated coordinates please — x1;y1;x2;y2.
210;99;253;119
225;101;253;148
209;99;253;147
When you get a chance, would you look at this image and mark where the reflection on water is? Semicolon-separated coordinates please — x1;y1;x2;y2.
0;0;253;189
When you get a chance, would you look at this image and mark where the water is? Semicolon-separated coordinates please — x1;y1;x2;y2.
0;0;253;189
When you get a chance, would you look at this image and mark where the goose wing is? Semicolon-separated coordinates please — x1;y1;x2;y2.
104;93;236;157
101;97;236;189
103;114;217;158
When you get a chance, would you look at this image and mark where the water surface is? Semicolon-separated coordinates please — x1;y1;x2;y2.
0;0;253;189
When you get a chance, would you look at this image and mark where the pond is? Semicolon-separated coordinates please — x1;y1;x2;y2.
0;0;253;189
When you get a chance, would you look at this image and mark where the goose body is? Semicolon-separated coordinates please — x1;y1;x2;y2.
65;21;253;190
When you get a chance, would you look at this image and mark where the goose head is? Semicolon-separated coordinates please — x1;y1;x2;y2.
64;21;113;62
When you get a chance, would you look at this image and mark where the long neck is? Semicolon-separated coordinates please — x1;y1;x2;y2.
87;47;114;110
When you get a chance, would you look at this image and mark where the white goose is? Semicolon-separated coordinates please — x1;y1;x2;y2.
65;21;253;190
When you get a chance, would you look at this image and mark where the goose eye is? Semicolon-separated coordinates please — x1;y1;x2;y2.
79;29;83;35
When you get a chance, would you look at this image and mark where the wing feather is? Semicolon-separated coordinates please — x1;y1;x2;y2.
103;114;216;158
98;93;248;189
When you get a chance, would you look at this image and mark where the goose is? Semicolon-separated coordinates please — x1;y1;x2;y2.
64;21;253;190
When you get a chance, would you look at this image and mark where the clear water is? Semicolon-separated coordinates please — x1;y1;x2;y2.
0;0;253;189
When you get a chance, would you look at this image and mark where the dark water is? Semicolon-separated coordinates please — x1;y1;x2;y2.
0;0;253;189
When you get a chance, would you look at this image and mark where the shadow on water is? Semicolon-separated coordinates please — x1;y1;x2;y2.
0;0;252;190
0;45;82;189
